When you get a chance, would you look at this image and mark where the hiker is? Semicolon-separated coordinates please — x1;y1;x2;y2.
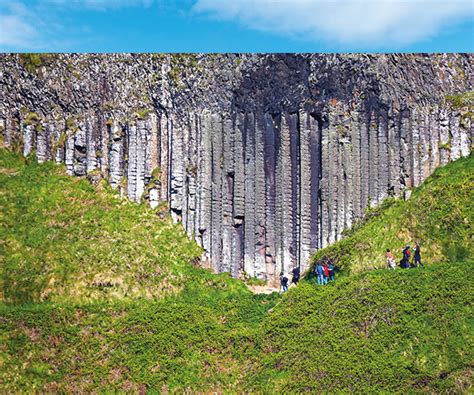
413;241;424;268
280;272;289;292
323;262;330;285
400;245;411;268
386;249;396;269
328;260;335;281
316;262;324;285
291;266;300;285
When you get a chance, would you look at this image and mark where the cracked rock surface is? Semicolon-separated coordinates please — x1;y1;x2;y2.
1;53;472;280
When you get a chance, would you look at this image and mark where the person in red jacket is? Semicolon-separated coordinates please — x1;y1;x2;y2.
323;262;330;285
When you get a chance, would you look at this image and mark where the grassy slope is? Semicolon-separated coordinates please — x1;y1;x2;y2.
1;148;472;392
0;147;280;391
0;148;212;303
251;262;473;393
311;154;473;274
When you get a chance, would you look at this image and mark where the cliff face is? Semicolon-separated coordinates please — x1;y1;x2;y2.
0;54;472;279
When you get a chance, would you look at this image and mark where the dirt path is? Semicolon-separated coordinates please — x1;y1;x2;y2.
246;284;281;294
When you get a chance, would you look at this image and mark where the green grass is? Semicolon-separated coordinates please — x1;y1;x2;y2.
0;148;245;303
0;147;472;392
252;262;474;393
0;290;280;392
311;154;473;274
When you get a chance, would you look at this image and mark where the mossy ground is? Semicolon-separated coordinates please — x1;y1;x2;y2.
0;148;472;392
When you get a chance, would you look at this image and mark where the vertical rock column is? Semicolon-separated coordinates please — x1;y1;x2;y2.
350;111;362;222
98;114;109;176
298;110;320;269
286;112;299;272
387;107;402;196
341;109;353;231
197;111;213;265
428;106;440;172
367;111;380;205
411;109;421;188
263;113;277;279
377;109;389;203
221;116;234;274
193;114;203;242
109;121;124;189
449;110;462;161
23;123;35;157
127;123;138;200
64;125;75;176
73;122;87;176
36;120;50;163
438;107;451;166
232;113;246;276
326;110;339;245
135;119;147;201
253;112;267;279
319;116;330;248
52;120;65;164
210;113;223;271
170;117;185;221
183;113;198;236
85;116;98;174
159;114;170;202
146;114;160;209
243;112;257;277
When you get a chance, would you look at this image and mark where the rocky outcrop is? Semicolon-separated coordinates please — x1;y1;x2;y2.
0;54;472;280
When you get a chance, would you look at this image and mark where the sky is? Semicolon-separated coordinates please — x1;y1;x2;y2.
0;0;473;52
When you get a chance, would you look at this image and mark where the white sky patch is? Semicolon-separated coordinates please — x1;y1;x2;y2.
0;14;38;48
0;2;41;49
193;0;474;46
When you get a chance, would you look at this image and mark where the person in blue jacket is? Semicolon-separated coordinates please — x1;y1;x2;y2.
316;262;324;285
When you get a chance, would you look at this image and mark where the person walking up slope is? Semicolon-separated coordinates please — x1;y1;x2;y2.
414;241;424;268
316;262;324;285
291;266;300;285
280;272;289;292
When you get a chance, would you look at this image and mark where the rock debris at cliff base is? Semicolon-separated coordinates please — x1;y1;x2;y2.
0;53;472;280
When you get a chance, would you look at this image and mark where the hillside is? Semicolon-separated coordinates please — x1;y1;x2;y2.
1;148;472;392
311;154;473;274
252;261;473;393
0;147;212;303
0;147;280;391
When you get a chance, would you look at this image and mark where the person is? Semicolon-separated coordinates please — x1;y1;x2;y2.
386;249;396;269
280;272;289;292
323;262;329;285
413;241;424;268
291;266;300;285
316;262;324;285
328;260;335;281
400;245;411;268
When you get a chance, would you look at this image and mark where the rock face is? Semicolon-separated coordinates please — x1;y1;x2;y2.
1;54;472;280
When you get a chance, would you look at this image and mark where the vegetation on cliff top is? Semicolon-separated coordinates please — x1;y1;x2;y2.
0;148;472;392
